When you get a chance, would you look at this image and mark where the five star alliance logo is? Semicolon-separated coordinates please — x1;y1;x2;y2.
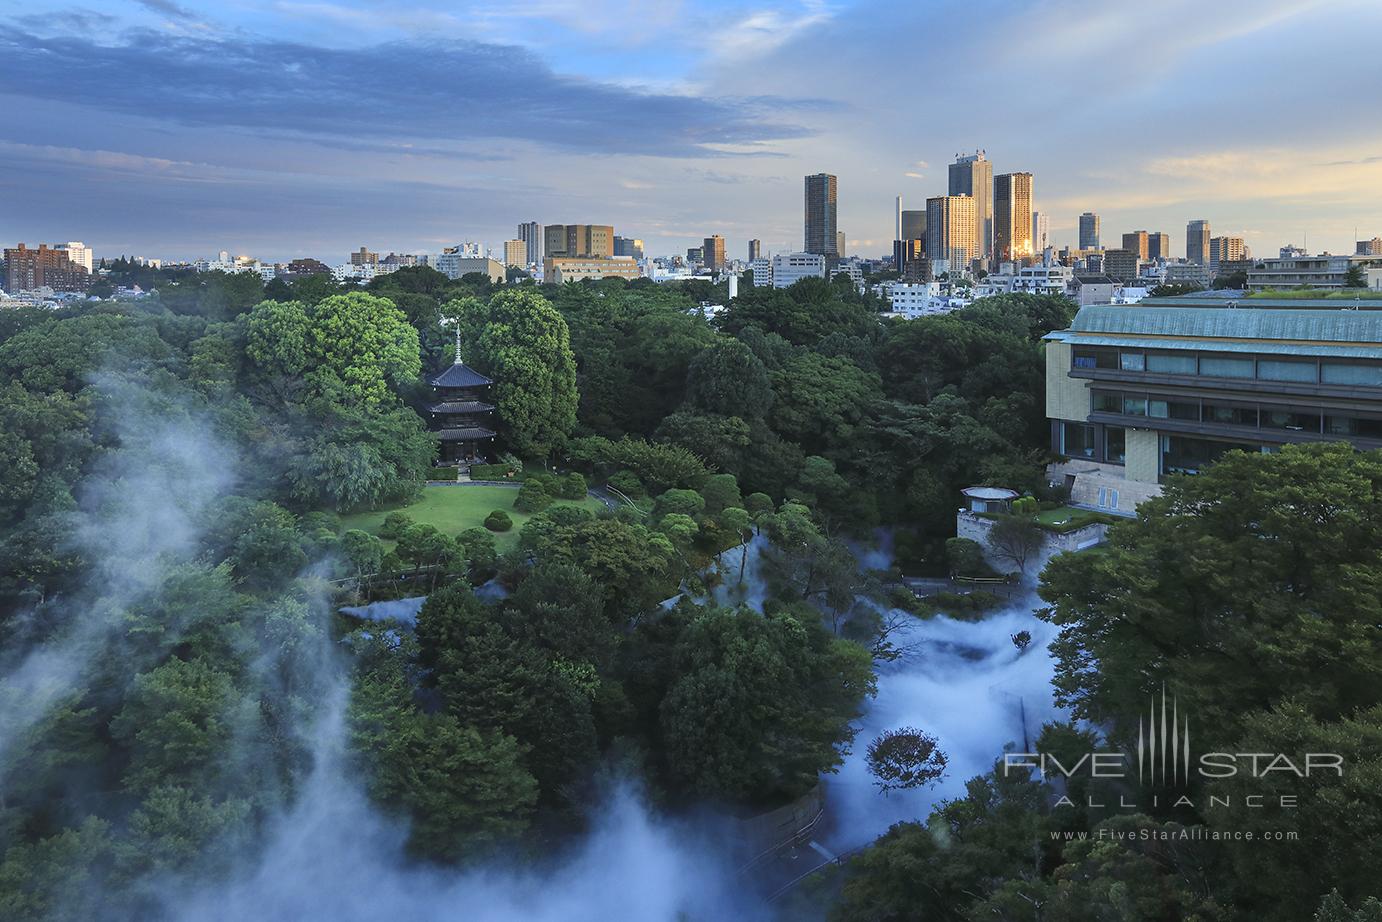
1137;685;1191;786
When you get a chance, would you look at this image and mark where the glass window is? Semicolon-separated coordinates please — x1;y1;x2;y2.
1119;352;1145;371
1161;436;1259;476
1092;391;1120;413
1204;403;1258;427
1200;356;1255;378
1061;422;1095;458
1146;353;1196;374
1147;398;1201;421
1073;349;1117;370
1122;396;1147;416
1325;416;1382;439
1321;363;1382;387
1258;360;1317;383
1261;408;1319;432
1105;426;1126;464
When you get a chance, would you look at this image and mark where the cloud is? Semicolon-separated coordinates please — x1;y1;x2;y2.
0;29;819;158
135;0;198;18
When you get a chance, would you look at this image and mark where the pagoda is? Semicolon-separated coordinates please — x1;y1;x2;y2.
427;330;496;466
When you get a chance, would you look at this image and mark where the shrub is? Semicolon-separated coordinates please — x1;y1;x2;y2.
379;511;413;539
513;481;552;513
1011;496;1038;517
483;510;513;532
558;471;588;499
944;537;987;577
470;463;521;481
607;470;644;498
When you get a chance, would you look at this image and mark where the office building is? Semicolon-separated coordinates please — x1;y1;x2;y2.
4;243;91;292
900;209;926;242
1357;238;1382;256
894;195;903;240
1044;296;1382;515
502;240;527;268
748;239;762;261
703;235;726;272
804;173;839;258
948;151;993;259
750;258;773;287
1032;212;1050;253
1164;263;1212;288
518;222;544;264
1121;231;1150;261
614;236;644;259
1187;220;1211;265
1079;212;1101;250
770;252;826;288
994;172;1034;262
686;247;704;264
436;252;505;282
545;224;613;259
925;195;978;268
836;231;846;258
1209;236;1248;273
544;256;641;283
1148;233;1171;260
893;238;926;279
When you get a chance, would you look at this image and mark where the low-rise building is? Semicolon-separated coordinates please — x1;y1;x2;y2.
1044;296;1382;514
544;256;641;283
436;253;505;282
770;252;826;288
1247;254;1382;290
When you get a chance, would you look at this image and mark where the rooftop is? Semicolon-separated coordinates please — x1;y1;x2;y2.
428;361;493;389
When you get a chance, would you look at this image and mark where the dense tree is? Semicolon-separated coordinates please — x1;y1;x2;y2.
685;338;773;419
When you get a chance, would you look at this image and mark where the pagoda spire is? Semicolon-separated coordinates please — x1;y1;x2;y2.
454;325;463;365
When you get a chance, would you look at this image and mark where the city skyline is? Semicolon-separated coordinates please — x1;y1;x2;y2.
2;0;1380;261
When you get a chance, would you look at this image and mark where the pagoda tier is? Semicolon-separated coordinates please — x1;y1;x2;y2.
427;355;496;465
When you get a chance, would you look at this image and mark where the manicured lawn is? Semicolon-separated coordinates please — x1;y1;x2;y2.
340;484;602;551
1033;506;1120;533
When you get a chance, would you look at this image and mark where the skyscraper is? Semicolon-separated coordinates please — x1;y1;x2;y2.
1032;212;1050;252
948;151;993;259
613;236;644;258
925;195;978;268
1148;232;1171;260
894;195;903;241
900;210;926;241
836;231;846;258
748;239;762;260
703;235;726;271
1187;220;1211;265
1209;235;1247;272
804;173;838;258
1079;212;1101;250
518;222;543;265
994;172;1034;262
1122;231;1150;260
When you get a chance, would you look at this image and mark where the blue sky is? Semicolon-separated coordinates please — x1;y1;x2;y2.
2;0;1381;263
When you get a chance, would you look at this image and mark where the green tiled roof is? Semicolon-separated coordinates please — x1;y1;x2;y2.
1070;306;1382;344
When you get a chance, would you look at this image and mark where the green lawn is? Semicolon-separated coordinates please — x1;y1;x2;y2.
340;484;603;551
1033;506;1121;533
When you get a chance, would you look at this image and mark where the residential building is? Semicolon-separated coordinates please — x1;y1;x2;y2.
3;243;90;292
1032;212;1050;252
771;252;826;288
1071;275;1117;306
748;239;762;260
925;195;978;268
1247;254;1382;290
994;172;1034;262
1103;248;1140;283
544;256;641;283
1187;220;1211;265
1209;236;1248;273
1164;263;1212;288
1122;231;1150;261
1148;232;1171;260
350;247;378;266
888;281;949;316
1357;238;1382;256
686;247;703;265
1044;296;1382;515
502;239;527;268
948;151;993;259
57;241;93;272
518;222;543;264
614;236;644;259
804;173;839;258
1079;212;1101;250
750;257;773;288
703;235;726;272
545;224;614;259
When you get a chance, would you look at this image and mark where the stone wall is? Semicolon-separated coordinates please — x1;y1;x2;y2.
956;509;1109;574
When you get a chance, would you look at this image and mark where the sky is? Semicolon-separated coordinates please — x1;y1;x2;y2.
2;0;1381;263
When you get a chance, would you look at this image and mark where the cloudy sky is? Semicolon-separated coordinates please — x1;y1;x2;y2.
2;0;1380;263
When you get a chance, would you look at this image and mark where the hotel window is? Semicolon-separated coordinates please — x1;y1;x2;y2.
1320;363;1382;387
1073;349;1116;370
1121;396;1147;416
1061;422;1096;458
1119;352;1145;371
1258;360;1317;383
1325;415;1382;439
1260;408;1320;432
1148;398;1199;420
1146;352;1197;375
1204;402;1258;427
1200;356;1255;379
1092;391;1120;413
1105;426;1126;464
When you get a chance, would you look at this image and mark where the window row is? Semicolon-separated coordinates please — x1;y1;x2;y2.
1091;390;1382;439
1072;348;1382;387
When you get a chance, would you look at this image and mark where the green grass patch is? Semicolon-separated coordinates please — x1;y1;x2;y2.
1247;288;1382;300
340;484;602;551
1033;506;1121;533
